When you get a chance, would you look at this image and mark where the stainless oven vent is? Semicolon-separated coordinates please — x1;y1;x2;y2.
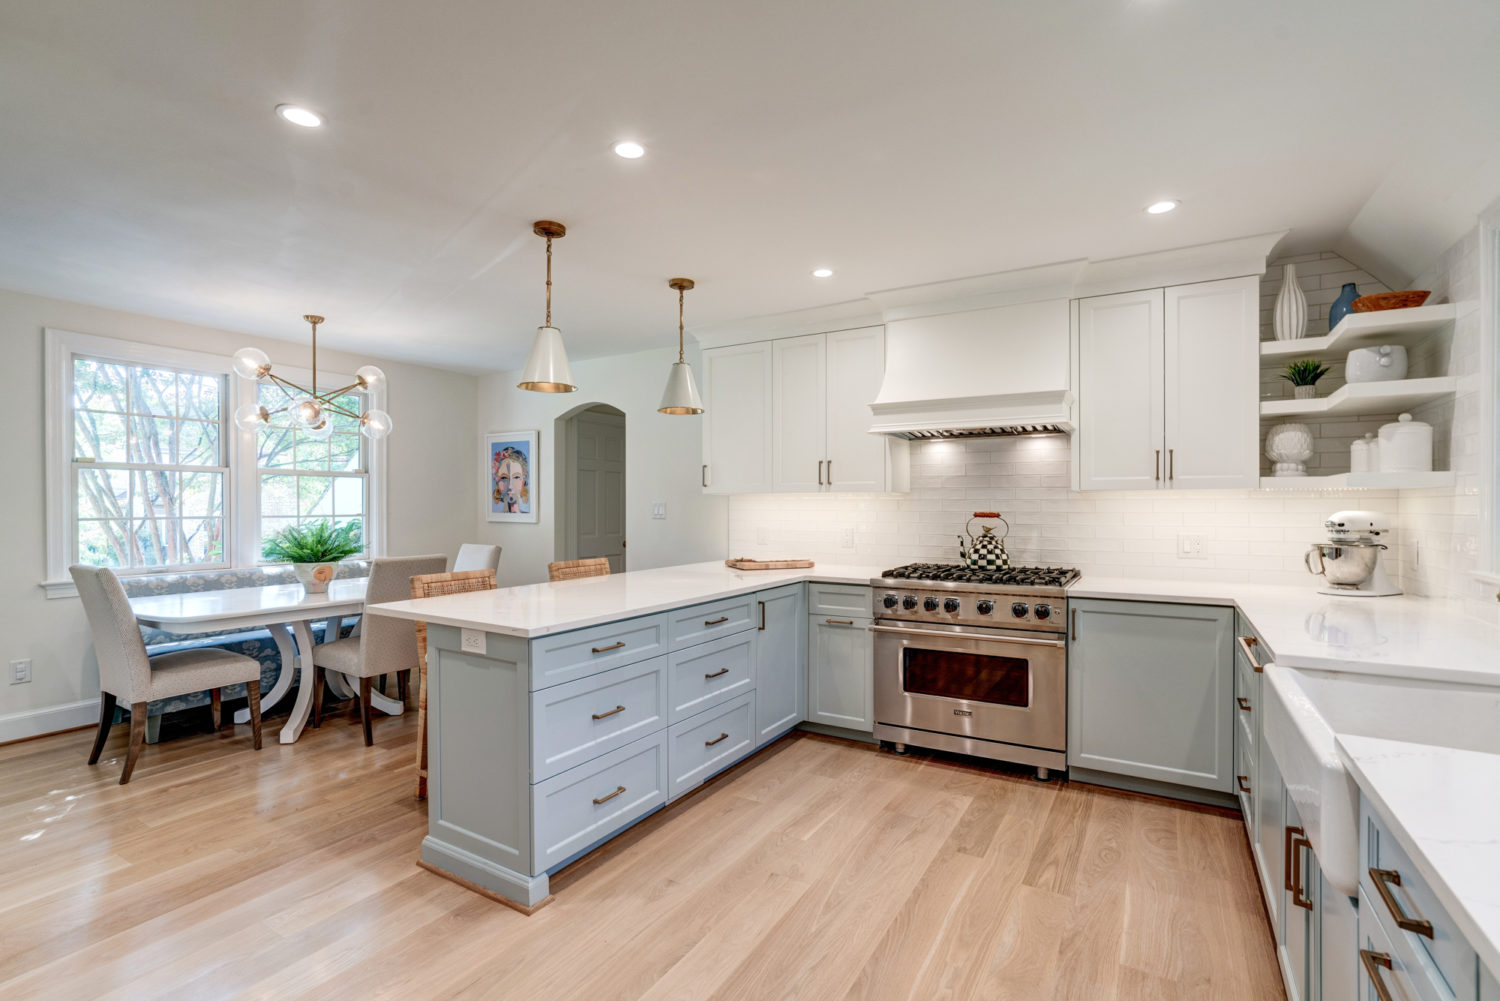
889;424;1068;441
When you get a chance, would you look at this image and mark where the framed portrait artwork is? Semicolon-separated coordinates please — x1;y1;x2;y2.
485;431;539;523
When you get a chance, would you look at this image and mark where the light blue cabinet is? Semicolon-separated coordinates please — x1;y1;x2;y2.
807;614;874;732
753;584;806;746
1067;598;1235;794
1481;962;1498;1001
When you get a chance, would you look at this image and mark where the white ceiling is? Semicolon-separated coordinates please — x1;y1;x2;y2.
2;0;1498;372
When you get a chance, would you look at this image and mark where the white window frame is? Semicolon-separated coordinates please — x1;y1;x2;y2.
43;329;387;597
1479;209;1500;583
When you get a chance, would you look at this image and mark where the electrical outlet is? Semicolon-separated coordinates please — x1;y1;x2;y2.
460;629;486;656
1177;534;1207;560
651;502;667;520
10;659;31;684
840;528;856;550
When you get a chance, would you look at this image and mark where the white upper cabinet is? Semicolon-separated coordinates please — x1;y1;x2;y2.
1075;276;1258;491
1076;288;1165;490
772;334;827;492
701;341;774;494
824;327;889;492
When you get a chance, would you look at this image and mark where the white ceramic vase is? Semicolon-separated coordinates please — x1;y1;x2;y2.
1273;263;1307;341
292;562;338;594
1266;422;1314;476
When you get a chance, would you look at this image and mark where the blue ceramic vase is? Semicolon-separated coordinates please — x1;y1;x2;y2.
1328;282;1359;332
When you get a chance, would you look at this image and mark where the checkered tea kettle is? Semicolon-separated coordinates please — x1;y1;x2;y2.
958;512;1010;570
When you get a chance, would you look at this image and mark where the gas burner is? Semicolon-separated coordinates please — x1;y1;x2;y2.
879;563;1081;589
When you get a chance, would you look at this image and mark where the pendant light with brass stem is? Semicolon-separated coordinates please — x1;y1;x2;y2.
517;220;578;393
658;278;704;415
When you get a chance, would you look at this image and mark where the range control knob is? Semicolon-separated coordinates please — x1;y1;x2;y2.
1033;603;1052;620
943;598;960;613
883;593;899;609
902;595;918;610
976;600;995;615
923;597;940;612
1011;601;1030;618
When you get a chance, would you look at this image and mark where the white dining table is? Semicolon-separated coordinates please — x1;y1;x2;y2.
128;578;404;744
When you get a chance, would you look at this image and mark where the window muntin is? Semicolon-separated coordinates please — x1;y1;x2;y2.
255;384;367;556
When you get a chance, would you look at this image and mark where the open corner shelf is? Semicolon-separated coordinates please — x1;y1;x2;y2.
1259;303;1458;362
1259;377;1456;418
1258;471;1455;491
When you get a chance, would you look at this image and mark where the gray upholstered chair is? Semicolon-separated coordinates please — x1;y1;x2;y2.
453;543;501;573
310;554;447;745
70;565;264;784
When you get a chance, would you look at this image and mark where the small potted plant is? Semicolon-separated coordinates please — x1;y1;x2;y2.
1281;359;1331;400
262;520;363;593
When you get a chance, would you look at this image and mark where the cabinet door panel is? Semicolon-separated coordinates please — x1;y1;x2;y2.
825;326;887;492
1164;276;1259;489
772;334;827;492
1076;289;1165;490
807;616;873;731
753;584;807;746
1283;796;1312;1001
1256;745;1286;934
701;342;774;494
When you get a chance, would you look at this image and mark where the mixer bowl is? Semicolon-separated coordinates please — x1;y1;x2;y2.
1305;542;1383;587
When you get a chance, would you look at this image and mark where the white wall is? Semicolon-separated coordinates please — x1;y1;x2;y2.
0;287;478;737
474;344;727;586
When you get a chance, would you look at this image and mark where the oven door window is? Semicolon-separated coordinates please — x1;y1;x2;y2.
902;648;1030;707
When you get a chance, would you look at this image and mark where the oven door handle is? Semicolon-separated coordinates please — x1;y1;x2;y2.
869;625;1066;648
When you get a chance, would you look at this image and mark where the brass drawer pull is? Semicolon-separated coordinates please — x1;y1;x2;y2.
591;641;626;654
825;618;854;626
1290;832;1313;910
818;460;824;486
1236;697;1252;712
592;785;626;805
704;667;730;680
591;705;626;721
1155;449;1161;481
1237;775;1251;793
759;600;765;631
1169;447;1174;481
1370;868;1435;938
705;732;728;747
1360;950;1397;1001
704;616;729;626
702;464;708;488
1284;825;1302;892
1236;635;1263;672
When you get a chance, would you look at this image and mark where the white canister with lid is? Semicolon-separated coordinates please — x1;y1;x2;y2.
1345;344;1408;383
1377;413;1432;472
1350;432;1377;473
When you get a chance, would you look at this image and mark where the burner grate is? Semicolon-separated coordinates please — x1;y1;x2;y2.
880;562;1080;588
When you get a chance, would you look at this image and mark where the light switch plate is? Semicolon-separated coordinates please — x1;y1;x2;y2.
10;659;31;684
460;629;486;656
651;502;666;520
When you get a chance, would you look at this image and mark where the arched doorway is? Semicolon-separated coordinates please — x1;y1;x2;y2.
554;403;626;572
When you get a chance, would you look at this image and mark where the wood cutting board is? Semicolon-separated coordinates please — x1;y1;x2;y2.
724;558;815;570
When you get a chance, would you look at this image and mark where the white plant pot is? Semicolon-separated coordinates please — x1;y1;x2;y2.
1273;263;1308;341
1266;422;1314;476
1293;385;1317;400
292;562;338;593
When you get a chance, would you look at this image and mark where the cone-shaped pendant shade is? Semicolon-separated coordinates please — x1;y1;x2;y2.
658;360;703;414
517;325;576;393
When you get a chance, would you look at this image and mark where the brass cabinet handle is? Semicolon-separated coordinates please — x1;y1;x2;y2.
825;618;854;626
1237;697;1252;712
702;464;708;488
1236;635;1263;673
705;732;728;747
1169;448;1174;481
592;785;626;805
1155;449;1161;481
591;705;626;721
704;616;729;626
1071;607;1078;642
817;460;824;486
1360;950;1398;1001
591;641;626;654
1370;868;1435;938
1237;775;1252;793
826;460;832;486
1284;825;1302;892
1290;832;1314;910
704;667;730;680
759;600;765;631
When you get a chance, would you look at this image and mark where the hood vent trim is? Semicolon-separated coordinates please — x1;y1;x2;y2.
890;424;1068;441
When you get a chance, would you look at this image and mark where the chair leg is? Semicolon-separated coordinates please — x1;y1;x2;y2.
247;680;263;750
312;666;325;729
397;669;410;705
120;703;148;784
210;688;222;732
415;660;428;799
88;692;117;765
359;677;374;746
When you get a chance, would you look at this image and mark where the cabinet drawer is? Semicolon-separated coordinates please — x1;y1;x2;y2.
530;613;668;691
1362;797;1476;1001
810;583;873;618
667;630;755;724
530;656;668;782
668;594;756;651
1358;886;1430;1001
1234;658;1256;767
1234;731;1254;839
667;692;756;801
531;730;667;874
1234;612;1274;667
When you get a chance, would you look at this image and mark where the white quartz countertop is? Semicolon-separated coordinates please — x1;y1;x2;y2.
1074;576;1500;686
365;561;887;638
1337;734;1500;981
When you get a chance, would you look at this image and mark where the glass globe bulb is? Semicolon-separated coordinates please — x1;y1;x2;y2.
359;408;394;439
303;417;334;441
354;364;386;389
232;347;271;380
289;395;323;429
233;402;269;431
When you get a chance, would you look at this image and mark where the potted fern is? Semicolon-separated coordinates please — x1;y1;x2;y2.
1282;359;1331;400
262;521;363;593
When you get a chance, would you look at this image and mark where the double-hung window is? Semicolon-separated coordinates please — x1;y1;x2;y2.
254;382;369;553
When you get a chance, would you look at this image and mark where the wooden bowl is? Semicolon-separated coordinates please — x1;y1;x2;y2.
1352;291;1431;312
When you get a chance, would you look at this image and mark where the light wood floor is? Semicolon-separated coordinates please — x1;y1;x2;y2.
0;706;1285;1001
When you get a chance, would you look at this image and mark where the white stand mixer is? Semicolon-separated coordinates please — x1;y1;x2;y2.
1305;510;1402;597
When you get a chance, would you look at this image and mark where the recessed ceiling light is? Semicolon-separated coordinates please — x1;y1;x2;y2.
613;141;645;159
811;268;834;278
276;105;323;128
1146;200;1179;215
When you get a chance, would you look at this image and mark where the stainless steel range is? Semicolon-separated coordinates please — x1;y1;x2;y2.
871;562;1079;778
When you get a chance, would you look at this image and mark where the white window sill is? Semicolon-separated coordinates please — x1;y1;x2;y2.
40;578;78;599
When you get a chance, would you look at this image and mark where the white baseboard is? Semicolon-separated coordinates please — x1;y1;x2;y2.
0;699;98;744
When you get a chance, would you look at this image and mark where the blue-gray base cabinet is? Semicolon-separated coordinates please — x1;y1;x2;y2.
1067;598;1234;796
420;584;806;909
806;583;874;733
